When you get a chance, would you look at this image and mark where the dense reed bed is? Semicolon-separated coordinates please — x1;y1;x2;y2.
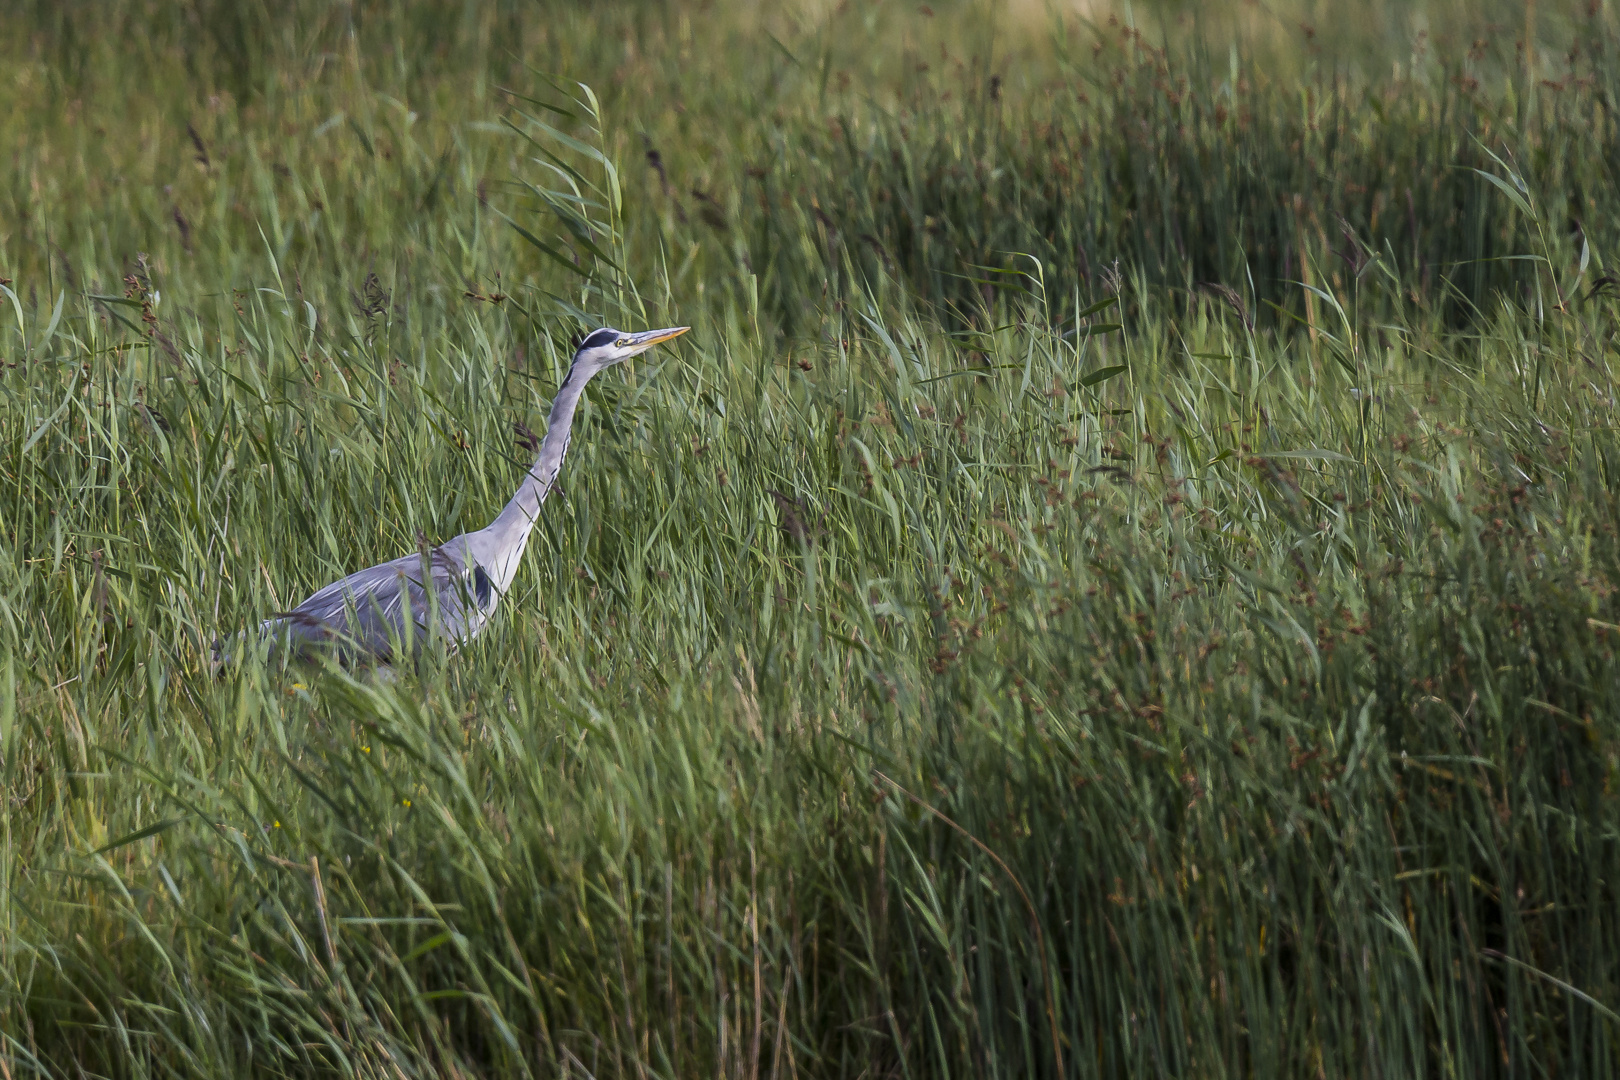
2;1;1619;1076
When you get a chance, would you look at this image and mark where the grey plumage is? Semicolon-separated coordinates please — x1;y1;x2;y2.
250;325;689;666
259;541;495;664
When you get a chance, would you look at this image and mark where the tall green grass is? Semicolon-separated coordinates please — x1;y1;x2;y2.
3;1;1619;1076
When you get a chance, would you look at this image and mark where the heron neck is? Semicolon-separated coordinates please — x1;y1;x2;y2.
479;361;592;589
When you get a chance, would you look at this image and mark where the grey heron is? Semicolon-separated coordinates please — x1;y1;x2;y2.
254;325;689;665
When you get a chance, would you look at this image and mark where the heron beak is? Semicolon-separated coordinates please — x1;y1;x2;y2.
624;325;690;355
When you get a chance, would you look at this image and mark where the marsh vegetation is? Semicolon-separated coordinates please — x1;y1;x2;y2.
2;0;1619;1075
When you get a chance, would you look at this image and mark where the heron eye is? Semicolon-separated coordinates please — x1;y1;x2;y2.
617;338;630;348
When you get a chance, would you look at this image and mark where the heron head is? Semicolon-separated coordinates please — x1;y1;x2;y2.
573;325;690;374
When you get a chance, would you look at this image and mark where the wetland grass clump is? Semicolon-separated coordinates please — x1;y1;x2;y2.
2;1;1619;1076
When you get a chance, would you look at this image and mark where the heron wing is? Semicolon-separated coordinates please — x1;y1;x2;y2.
262;544;497;663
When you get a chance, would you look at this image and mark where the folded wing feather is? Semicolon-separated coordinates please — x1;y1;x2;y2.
261;539;497;663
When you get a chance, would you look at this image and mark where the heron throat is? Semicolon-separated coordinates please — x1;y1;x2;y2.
472;360;593;593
